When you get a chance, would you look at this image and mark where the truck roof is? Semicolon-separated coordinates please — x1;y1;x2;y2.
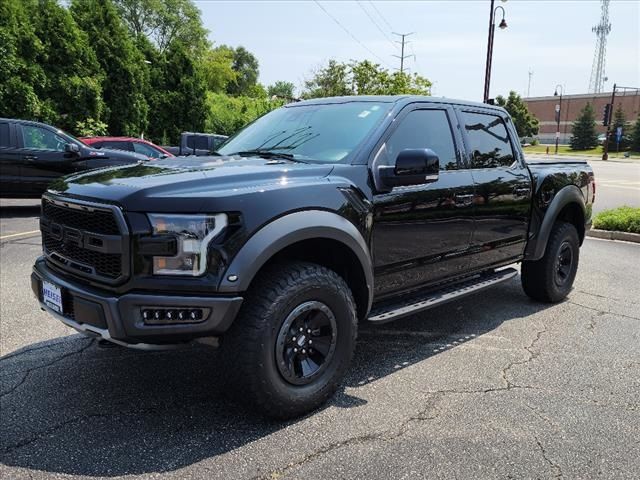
289;95;506;113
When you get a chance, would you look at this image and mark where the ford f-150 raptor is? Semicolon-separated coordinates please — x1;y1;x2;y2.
32;96;595;418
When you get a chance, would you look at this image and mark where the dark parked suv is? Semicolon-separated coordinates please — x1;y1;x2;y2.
0;118;146;198
31;96;594;418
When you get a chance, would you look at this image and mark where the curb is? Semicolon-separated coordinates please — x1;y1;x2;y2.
586;229;640;243
524;153;638;163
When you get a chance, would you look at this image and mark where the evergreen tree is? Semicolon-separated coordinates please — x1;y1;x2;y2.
146;41;207;144
32;0;106;131
71;0;150;136
1;0;105;130
495;91;540;137
606;104;631;151
0;0;45;119
570;103;599;150
630;114;640;153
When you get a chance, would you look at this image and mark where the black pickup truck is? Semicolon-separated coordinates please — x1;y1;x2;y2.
31;96;594;418
0;118;147;198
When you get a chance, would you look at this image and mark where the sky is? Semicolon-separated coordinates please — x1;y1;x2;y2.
196;0;640;100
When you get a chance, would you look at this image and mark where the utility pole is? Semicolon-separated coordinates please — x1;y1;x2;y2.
602;83;617;161
392;32;414;73
527;69;533;97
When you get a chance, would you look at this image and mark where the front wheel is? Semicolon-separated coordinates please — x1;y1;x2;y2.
222;262;357;419
521;221;580;302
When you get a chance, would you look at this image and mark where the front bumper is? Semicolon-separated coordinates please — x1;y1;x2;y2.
32;258;243;350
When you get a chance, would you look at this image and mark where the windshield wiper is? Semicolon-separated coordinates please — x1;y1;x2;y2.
230;150;306;162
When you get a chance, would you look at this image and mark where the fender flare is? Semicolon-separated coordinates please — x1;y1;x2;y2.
526;185;586;261
218;210;374;311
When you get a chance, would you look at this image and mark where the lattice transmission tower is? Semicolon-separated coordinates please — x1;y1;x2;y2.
588;0;611;93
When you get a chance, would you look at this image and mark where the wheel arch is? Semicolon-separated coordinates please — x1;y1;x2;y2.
218;210;374;319
526;185;586;261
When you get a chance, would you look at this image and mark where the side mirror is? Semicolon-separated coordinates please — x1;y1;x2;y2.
379;148;439;189
64;143;80;156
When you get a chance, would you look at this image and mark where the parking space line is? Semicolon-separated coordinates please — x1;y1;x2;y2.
0;230;40;241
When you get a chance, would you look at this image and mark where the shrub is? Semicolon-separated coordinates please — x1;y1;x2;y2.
593;206;640;234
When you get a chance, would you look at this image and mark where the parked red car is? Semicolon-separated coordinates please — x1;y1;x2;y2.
80;136;174;159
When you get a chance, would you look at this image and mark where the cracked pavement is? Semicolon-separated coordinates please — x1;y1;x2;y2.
1;228;639;479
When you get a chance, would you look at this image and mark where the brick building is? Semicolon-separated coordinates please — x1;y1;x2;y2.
523;90;640;144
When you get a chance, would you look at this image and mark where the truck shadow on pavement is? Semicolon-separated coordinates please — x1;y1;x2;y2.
0;278;552;477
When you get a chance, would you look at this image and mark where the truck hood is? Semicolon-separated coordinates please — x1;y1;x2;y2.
47;156;335;212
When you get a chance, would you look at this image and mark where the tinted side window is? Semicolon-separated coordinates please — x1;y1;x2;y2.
462;111;515;168
187;136;210;151
383;109;458;171
0;123;10;147
101;141;133;151
22;125;66;151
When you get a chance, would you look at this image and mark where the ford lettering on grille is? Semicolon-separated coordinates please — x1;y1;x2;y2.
41;196;129;284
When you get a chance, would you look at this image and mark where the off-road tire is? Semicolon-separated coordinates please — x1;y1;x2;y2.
521;221;580;302
222;261;357;419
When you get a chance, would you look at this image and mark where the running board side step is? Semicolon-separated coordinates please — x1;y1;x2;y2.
367;268;518;323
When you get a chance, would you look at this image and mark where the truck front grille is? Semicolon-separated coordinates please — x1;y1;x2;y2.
43;200;120;235
41;196;129;284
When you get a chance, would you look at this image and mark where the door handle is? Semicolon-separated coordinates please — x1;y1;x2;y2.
23;155;38;162
454;193;474;205
514;187;530;197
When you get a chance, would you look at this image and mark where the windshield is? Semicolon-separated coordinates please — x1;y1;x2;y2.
58;129;87;147
218;102;391;163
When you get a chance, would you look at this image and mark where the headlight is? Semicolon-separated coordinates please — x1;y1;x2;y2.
147;213;227;276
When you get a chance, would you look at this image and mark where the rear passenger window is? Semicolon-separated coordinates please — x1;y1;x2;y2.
381;109;458;171
0;123;10;147
187;136;210;151
462;111;515;168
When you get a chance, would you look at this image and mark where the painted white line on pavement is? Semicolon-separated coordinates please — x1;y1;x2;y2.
0;230;40;241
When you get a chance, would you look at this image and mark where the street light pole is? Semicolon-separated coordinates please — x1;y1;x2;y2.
554;84;564;154
483;1;507;103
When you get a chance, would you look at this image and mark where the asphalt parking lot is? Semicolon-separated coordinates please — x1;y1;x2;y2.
1;221;639;478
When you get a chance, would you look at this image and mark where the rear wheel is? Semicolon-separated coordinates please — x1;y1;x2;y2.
521;221;580;302
223;261;357;419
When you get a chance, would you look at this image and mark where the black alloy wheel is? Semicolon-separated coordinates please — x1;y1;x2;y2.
276;300;337;385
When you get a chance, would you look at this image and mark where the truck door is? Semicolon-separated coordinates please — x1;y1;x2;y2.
457;108;532;270
0;121;22;196
371;105;475;298
17;123;79;195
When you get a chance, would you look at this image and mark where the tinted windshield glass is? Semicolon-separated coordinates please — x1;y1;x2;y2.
218;102;390;163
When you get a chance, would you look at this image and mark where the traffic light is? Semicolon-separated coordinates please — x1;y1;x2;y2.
603;103;612;126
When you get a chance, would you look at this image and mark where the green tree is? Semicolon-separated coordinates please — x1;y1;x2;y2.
146;41;207;144
71;0;150;136
227;46;260;96
114;0;208;53
267;81;295;99
495;91;540;137
630;114;640;152
303;60;351;98
200;45;237;93
0;0;45;119
570;102;599;150
1;0;105;131
33;0;106;131
302;59;431;99
607;104;631;151
205;92;284;136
